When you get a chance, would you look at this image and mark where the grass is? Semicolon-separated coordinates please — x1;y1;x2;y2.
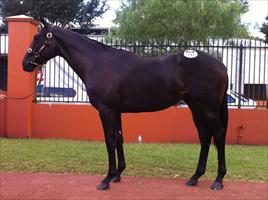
0;137;267;182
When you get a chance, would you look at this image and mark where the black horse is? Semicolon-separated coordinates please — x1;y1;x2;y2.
22;19;228;190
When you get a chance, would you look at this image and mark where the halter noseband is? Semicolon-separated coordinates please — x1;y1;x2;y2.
27;32;53;67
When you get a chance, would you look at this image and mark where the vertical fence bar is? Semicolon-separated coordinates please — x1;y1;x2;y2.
253;40;257;101
257;40;262;104
238;42;244;108
133;41;137;54
234;39;239;94
242;40;247;106
57;57;60;102
264;42;268;109
62;58;65;102
247;40;252;104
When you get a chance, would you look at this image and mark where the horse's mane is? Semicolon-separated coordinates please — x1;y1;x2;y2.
85;37;113;51
53;26;128;54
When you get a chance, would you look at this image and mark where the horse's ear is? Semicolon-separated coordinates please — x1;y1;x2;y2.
39;17;49;29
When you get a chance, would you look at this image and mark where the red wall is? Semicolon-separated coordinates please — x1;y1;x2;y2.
31;103;268;145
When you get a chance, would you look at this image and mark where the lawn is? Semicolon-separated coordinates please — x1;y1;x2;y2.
0;137;267;181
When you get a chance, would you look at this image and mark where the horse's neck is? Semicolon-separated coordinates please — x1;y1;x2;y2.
54;28;106;81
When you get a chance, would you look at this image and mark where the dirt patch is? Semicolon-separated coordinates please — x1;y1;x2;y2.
0;172;267;199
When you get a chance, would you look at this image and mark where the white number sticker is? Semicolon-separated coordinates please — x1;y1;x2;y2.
183;50;198;58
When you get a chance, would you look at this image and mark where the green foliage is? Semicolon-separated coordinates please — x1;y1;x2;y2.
113;0;249;43
0;0;108;28
1;138;267;181
260;16;268;43
75;0;108;28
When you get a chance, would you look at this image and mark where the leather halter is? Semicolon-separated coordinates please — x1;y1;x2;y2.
27;32;53;67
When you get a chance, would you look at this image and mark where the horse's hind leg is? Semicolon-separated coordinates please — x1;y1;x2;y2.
186;109;213;187
111;113;126;183
186;102;227;190
211;126;227;190
211;94;228;190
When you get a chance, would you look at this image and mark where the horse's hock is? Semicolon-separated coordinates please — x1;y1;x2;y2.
0;15;267;146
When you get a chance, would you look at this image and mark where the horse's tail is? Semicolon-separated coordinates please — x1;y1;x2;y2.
220;81;228;134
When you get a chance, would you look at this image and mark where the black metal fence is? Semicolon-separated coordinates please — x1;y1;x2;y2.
1;33;267;108
35;38;268;108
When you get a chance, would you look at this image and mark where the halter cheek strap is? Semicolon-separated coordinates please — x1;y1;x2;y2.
27;32;53;65
38;33;53;54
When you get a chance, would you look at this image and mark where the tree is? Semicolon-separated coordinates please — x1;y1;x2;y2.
0;0;108;28
75;0;108;28
260;16;268;43
113;0;249;43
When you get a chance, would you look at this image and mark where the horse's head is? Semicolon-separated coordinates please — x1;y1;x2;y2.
22;18;58;72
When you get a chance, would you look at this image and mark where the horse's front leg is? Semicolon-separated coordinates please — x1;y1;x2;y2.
97;107;118;190
111;113;126;183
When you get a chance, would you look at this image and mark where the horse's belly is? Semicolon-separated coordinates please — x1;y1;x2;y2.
120;94;181;113
120;103;173;113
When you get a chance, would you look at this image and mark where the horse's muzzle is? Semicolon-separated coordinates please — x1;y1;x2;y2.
22;59;38;72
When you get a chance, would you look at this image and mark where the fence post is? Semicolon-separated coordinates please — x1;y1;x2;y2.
5;15;39;138
133;41;137;54
238;42;244;109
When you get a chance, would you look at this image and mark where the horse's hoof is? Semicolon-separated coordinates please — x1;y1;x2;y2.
186;179;198;186
210;182;223;190
96;182;109;190
111;176;121;183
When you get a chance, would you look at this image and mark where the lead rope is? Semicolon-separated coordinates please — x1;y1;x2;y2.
0;65;44;101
